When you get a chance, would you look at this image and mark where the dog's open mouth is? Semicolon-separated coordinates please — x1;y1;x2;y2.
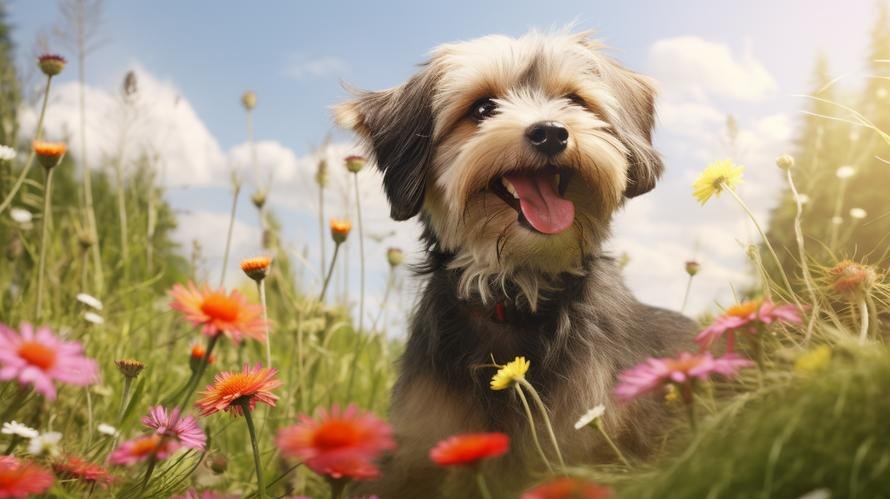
489;166;575;235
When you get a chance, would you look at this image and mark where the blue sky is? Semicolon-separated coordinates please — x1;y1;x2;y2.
6;0;882;328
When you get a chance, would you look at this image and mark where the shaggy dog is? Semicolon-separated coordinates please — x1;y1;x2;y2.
334;30;695;498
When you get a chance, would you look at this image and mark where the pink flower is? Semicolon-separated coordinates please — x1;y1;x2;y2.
696;300;801;351
614;351;752;402
142;406;206;450
0;323;98;400
109;435;179;466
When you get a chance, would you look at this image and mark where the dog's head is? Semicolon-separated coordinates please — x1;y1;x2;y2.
334;31;662;305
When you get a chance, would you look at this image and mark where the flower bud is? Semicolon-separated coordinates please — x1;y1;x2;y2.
775;154;794;170
386;247;404;267
685;260;701;276
37;54;66;77
330;219;352;244
114;359;145;379
241;90;257;110
32;141;66;170
344;155;366;173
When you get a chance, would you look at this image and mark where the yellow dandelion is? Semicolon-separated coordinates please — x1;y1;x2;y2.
490;356;530;391
692;160;744;205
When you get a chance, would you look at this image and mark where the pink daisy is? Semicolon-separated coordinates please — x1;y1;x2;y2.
169;282;267;343
196;364;282;417
614;351;752;402
0;323;99;400
142;406;206;450
696;299;801;351
109;434;180;466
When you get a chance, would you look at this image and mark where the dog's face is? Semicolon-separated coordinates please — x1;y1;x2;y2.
335;32;662;304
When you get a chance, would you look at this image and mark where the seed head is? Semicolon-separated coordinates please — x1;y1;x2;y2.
114;359;145;379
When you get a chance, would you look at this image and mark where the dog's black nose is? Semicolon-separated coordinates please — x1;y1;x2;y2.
525;121;569;156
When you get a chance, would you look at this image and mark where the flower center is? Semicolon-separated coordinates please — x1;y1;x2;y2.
131;435;162;456
17;341;57;370
726;300;758;318
200;293;239;323
665;356;702;374
312;420;363;450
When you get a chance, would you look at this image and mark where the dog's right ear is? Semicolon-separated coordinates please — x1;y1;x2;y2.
332;66;437;221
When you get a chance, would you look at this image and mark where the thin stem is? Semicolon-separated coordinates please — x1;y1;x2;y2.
474;469;493;499
258;280;271;367
681;383;697;432
79;48;104;295
319;242;341;302
117;377;133;424
857;299;869;344
318;184;326;288
241;401;265;498
786;170;820;344
513;384;554;473
35;167;55;319
179;335;220;411
680;274;694;313
829;178;848;251
518;378;566;469
218;182;241;287
0;386;31;422
353;173;366;333
0;76;51;214
138;455;158;495
594;419;630;467
370;268;395;332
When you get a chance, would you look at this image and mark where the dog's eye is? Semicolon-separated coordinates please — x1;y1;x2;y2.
566;93;587;108
470;98;497;121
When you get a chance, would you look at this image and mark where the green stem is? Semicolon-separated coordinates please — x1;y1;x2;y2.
35;167;55;319
318;184;326;288
329;478;347;499
370;267;395;332
786;170;819;344
0;75;51;214
513;384;554;473
241;401;265;498
218;182;241;287
258;280;271;367
518;378;566;469
353;173;366;333
680;274;694;313
0;386;30;422
319;242;341;302
117;377;133;424
138;455;158;496
594;419;630;467
179;334;220;411
474;469;493;499
682;383;697;432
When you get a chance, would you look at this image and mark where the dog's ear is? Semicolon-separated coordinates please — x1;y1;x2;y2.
332;66;437;220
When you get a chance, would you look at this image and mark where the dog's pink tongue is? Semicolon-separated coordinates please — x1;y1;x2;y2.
505;171;575;234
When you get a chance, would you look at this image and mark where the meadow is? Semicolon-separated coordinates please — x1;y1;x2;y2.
1;3;890;499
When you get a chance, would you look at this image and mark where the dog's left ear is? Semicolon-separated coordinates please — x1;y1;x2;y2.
332;66;438;221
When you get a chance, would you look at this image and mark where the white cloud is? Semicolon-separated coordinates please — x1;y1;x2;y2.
649;36;777;102
285;55;349;79
173;209;263;285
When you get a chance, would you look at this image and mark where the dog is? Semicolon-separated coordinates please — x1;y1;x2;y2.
334;30;696;498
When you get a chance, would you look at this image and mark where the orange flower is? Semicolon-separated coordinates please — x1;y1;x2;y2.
196;364;281;416
240;256;271;282
37;54;66;76
52;456;115;487
0;456;53;497
329;218;352;244
169;282;267;343
829;260;877;300
189;344;216;372
32;141;66;169
429;432;509;467
521;477;613;499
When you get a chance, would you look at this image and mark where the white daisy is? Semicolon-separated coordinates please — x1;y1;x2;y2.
849;208;867;220
9;207;32;225
84;311;105;325
97;423;119;437
76;292;103;310
0;145;15;161
835;166;856;179
574;404;606;430
27;431;62;456
1;421;39;439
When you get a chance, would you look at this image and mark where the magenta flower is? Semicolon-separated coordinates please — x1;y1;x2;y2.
614;351;752;402
696;300;801;351
0;323;98;400
142;406;206;450
108;435;179;466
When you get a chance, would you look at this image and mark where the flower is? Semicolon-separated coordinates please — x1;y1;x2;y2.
849;207;867;219
114;359;145;379
0;323;99;400
521;477;614;499
169;282;267;343
329;218;352;244
196;364;281;416
109;434;179;466
0;144;16;161
794;345;832;375
316;157;329;187
775;154;795;170
190;344;217;371
251;189;267;209
83;311;105;325
241;90;257;110
142;406;206;450
32;140;66;169
490;356;530;390
37;53;66;76
0;456;53;497
387;247;404;267
52;455;114;486
695;299;801;351
692;160;743;205
9;208;31;225
614;352;752;402
829;260;877;300
345;155;366;173
429;432;510;467
835;165;856;179
27;431;62;457
75;292;103;310
240;256;272;282
685;260;700;276
574;404;606;430
277;404;395;480
1;421;38;440
97;423;119;437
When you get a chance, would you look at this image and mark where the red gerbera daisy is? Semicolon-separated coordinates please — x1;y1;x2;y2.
429;432;510;467
169;282;267;343
521;476;613;499
196;364;281;416
52;456;115;487
0;456;54;497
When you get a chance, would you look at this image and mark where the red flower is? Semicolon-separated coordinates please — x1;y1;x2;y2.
0;456;54;497
52;456;115;486
521;477;613;499
429;432;510;467
196;364;281;416
169;282;267;344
